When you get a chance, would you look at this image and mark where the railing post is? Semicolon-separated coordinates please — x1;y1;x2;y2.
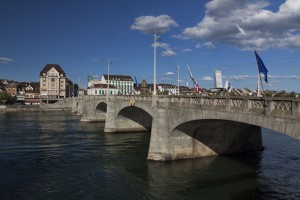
292;100;300;117
243;98;249;112
264;99;272;115
225;97;231;111
213;97;217;108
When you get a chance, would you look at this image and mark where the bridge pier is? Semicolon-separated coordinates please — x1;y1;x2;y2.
73;97;84;115
80;96;106;122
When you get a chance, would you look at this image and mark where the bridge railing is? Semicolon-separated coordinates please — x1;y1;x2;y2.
128;95;300;118
80;95;300;118
177;96;300;118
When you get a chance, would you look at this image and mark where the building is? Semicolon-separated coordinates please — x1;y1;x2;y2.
157;84;178;95
0;80;41;105
214;69;223;89
5;81;18;97
24;82;40;105
101;74;134;95
39;64;76;101
139;79;149;95
87;83;118;95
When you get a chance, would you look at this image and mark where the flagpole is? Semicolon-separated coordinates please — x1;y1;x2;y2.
107;58;110;97
259;71;265;95
177;64;180;95
153;29;157;96
257;72;261;97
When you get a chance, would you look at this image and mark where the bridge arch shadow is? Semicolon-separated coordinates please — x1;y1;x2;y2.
117;106;153;131
171;119;263;158
96;102;107;112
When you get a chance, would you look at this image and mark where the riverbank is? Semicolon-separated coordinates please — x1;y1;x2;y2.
0;105;71;112
0;105;41;112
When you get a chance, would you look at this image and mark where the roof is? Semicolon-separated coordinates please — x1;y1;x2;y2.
103;74;133;81
25;82;40;93
0;79;14;84
40;64;66;77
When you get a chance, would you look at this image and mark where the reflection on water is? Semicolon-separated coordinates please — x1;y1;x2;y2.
146;154;261;200
0;111;299;200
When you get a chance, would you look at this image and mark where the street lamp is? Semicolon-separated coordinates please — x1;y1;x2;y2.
153;30;159;96
107;58;111;97
177;64;180;95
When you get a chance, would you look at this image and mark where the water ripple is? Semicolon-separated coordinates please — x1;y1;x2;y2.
0;112;300;200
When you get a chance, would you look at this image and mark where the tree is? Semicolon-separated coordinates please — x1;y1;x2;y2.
0;92;16;104
274;90;286;97
286;91;296;98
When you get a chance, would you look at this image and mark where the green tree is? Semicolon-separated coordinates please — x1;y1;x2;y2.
286;91;296;98
274;90;286;97
0;92;16;104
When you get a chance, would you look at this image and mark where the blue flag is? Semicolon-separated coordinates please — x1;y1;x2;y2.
254;50;268;83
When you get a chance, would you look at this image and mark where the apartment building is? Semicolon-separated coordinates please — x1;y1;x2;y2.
101;74;134;95
39;64;74;99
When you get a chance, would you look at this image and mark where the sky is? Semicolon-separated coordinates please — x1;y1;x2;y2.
1;0;300;92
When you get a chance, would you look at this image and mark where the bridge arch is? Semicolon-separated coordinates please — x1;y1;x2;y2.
148;108;274;161
166;107;296;139
104;98;154;133
116;106;153;131
169;119;263;159
96;102;107;112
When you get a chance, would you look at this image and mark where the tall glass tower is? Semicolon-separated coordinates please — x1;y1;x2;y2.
214;69;223;89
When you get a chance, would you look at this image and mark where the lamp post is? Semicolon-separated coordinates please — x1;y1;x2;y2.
153;30;158;96
177;64;180;95
107;58;111;97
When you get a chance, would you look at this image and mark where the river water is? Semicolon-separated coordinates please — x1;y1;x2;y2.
0;111;299;200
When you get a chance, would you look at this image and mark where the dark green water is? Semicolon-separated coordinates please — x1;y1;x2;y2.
0;111;299;200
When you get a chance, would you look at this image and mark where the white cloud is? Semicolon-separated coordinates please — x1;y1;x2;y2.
0;57;13;64
269;74;300;79
154;42;170;49
223;74;300;81
181;0;300;50
152;42;176;57
224;75;252;80
162;49;176;57
130;15;178;34
163;72;174;76
171;34;189;40
202;76;213;81
195;42;215;49
182;48;192;53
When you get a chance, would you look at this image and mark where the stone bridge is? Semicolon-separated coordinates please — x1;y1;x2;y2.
72;95;300;161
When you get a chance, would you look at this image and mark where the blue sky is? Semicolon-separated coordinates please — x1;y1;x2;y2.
1;0;300;92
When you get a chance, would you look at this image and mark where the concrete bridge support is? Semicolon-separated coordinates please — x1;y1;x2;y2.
80;97;106;122
75;97;85;116
71;98;78;113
